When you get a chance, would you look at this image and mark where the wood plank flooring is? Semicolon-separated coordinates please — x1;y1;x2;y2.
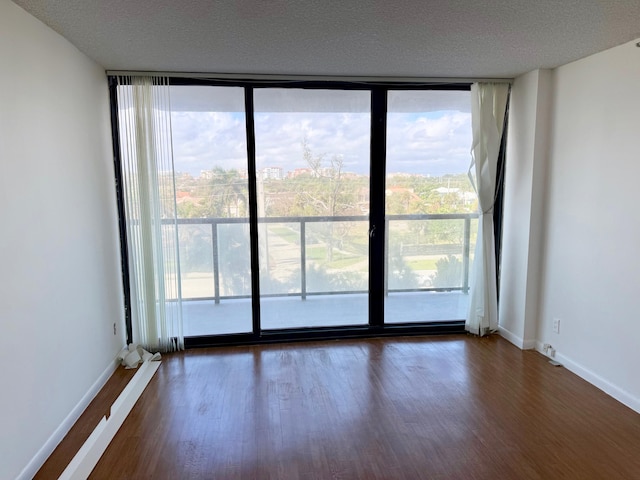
43;335;640;479
34;366;137;479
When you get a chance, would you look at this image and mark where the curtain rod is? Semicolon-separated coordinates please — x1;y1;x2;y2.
105;70;513;85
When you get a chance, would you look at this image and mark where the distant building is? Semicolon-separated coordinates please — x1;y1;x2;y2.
261;166;283;180
341;172;360;179
288;168;312;178
461;191;477;205
434;187;477;205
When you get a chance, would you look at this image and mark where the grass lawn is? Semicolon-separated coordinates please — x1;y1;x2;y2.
307;246;326;260
405;258;439;270
267;225;299;243
327;256;365;270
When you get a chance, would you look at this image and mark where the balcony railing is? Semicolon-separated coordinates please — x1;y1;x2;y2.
169;213;478;304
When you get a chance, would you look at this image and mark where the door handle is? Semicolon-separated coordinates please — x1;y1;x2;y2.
369;225;376;238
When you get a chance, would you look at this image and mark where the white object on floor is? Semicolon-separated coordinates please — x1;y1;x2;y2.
116;344;161;369
57;359;161;480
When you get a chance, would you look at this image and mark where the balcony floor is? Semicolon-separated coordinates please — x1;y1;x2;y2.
183;291;468;337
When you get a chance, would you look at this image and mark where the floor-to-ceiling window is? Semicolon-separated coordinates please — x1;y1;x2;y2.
384;89;477;324
169;86;253;336
253;88;371;329
113;79;478;345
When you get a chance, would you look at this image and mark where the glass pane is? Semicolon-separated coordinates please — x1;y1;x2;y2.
305;221;368;293
258;222;301;295
385;90;477;323
218;223;252;297
254;88;370;329
170;86;253;336
178;224;214;299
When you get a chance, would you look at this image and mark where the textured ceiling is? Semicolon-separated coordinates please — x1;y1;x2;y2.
11;0;640;79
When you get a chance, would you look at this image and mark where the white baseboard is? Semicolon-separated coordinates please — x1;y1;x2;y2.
16;359;119;480
497;326;522;347
497;326;536;350
534;342;640;414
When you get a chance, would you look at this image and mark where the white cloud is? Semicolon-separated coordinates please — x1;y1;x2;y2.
169;106;472;177
254;112;370;172
171;111;248;173
387;111;472;176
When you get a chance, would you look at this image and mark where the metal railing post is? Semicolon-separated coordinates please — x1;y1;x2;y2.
462;217;470;294
301;220;307;300
384;217;389;297
212;221;220;304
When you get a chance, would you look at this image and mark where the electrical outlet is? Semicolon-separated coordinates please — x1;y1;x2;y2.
553;318;560;334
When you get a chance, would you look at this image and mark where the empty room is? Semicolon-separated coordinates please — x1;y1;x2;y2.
2;0;640;478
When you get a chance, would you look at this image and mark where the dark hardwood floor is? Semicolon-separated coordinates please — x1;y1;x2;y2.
40;335;640;479
34;366;137;479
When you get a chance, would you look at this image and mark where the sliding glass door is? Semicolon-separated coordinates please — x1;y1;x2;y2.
169;86;253;336
384;90;477;323
253;88;371;329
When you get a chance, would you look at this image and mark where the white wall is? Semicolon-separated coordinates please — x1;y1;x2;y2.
0;1;126;478
499;69;552;349
536;39;640;411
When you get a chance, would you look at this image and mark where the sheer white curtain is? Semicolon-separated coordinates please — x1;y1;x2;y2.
466;83;509;336
117;76;183;352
